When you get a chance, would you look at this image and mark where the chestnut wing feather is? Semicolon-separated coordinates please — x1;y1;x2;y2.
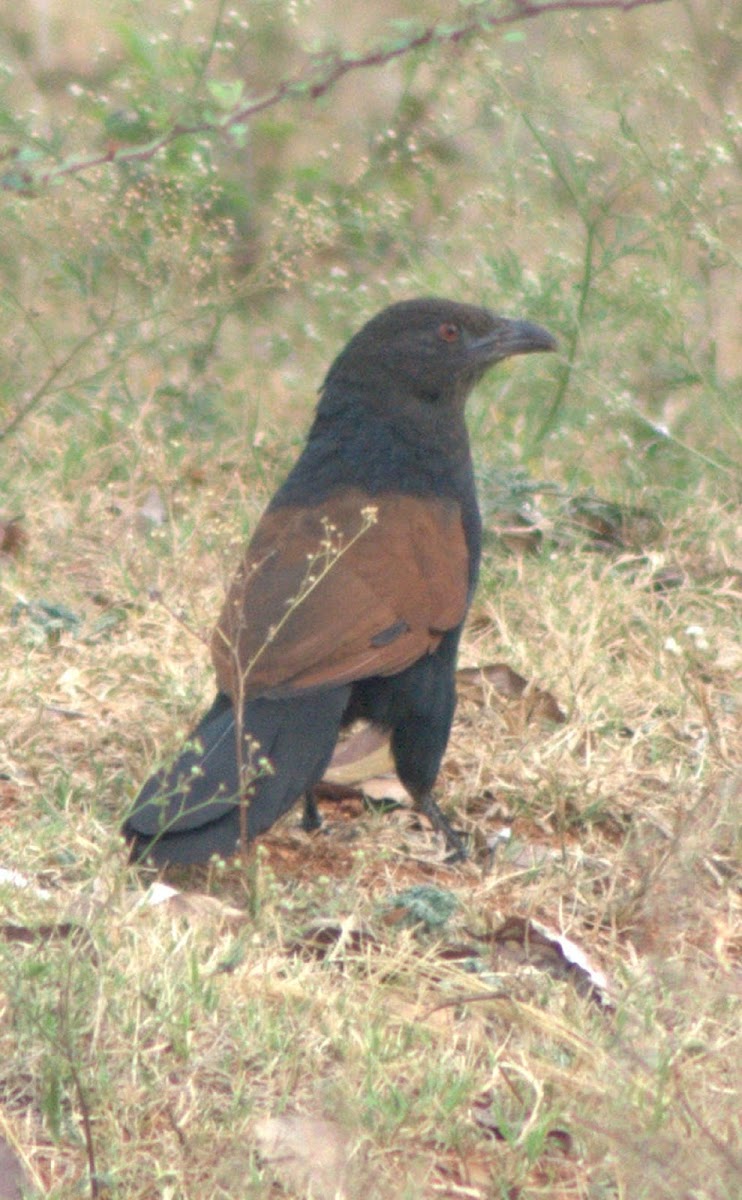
212;489;469;701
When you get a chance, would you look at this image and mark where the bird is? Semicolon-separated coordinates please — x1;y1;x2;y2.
123;297;556;865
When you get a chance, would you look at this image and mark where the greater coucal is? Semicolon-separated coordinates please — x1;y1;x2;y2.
124;298;556;864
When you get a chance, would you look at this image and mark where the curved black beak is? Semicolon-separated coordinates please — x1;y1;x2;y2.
472;317;558;363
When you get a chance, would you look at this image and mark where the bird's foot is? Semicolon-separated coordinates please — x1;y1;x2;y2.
418;793;468;862
301;790;323;832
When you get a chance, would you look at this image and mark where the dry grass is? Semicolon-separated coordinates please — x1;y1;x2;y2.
1;1;740;1196
1;415;739;1197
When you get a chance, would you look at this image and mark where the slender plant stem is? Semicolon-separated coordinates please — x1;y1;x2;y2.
2;0;673;195
532;219;597;446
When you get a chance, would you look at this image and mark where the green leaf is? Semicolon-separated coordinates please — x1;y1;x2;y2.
115;23;158;73
206;79;244;111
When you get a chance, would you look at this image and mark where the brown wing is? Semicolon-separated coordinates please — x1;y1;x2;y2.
211;488;469;702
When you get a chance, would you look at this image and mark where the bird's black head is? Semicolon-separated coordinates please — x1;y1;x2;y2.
323;297;557;407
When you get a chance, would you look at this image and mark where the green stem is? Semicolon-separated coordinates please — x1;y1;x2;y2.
531;219;598;449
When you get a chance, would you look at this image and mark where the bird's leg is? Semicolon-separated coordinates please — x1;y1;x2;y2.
302;789;323;832
418;792;468;862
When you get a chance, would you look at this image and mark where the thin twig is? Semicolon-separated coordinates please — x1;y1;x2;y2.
0;318;112;442
57;964;101;1199
3;0;672;194
419;990;510;1020
675;1074;742;1176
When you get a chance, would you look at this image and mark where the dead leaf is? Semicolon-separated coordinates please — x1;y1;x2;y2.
0;921;83;944
0;516;26;560
324;723;393;784
456;663;566;725
184;462;207;486
471;1095;508;1140
429;1142;499;1193
136;485;167;528
133;883;246;925
504;841;558;871
0;867;52;900
0;779;19;814
544;1128;574;1156
472;1092;574;1155
650;565;686;591
322;670;564;811
0;1132;30;1200
389;995;456;1032
489;916;612;1006
358;775;409;807
435;941;484;963
288;916;378;960
254;1115;352;1199
565;495;663;550
490;507;544;555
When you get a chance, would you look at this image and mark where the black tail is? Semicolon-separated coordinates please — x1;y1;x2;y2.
123;687;350;865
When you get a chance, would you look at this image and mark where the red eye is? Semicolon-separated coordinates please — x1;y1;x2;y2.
438;322;460;343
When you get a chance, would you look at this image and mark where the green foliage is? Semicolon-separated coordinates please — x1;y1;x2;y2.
0;0;738;510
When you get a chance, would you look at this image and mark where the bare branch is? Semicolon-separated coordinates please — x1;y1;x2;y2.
0;312;115;442
3;0;672;194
